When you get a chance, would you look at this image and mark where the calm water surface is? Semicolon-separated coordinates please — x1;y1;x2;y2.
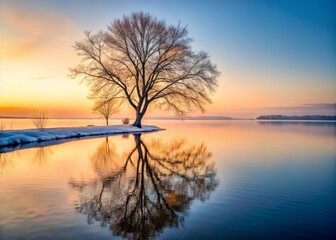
0;120;335;239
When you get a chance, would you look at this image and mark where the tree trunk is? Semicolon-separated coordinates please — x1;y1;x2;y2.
133;112;144;128
106;117;109;126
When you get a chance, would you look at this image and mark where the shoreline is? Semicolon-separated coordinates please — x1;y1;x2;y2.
0;125;163;150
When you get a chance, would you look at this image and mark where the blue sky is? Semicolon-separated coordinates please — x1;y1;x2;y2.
22;0;335;76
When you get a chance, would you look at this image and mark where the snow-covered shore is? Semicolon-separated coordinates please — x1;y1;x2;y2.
0;125;162;148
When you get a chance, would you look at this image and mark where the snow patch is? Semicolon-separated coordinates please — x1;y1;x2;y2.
0;125;161;148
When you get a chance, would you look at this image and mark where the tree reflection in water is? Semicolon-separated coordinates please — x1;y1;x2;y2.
70;134;218;239
0;146;52;175
0;152;11;176
0;151;19;176
31;147;53;167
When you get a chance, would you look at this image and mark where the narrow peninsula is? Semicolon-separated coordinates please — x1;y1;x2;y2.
0;125;162;148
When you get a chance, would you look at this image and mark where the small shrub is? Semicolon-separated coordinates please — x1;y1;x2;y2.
31;110;49;129
122;118;130;125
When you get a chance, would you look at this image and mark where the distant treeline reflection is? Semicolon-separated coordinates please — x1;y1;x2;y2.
257;115;336;121
257;120;336;128
69;135;218;240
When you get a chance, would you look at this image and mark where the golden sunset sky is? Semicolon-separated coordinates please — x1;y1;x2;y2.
1;0;335;118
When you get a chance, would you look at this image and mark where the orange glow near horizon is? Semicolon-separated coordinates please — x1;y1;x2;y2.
1;3;335;119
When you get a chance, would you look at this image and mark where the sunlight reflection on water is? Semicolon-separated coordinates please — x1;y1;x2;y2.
0;120;335;239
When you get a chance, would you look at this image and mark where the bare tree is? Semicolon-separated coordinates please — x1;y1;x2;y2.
93;99;120;125
31;110;49;129
70;12;219;128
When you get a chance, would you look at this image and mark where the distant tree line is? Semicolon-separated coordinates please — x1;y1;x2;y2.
256;115;336;120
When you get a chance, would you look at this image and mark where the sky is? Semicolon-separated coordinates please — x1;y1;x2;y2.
0;0;335;118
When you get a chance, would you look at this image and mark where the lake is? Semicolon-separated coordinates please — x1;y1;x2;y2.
0;119;335;239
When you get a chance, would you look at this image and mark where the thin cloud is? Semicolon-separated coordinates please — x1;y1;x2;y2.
253;103;336;115
0;5;78;59
31;77;48;80
301;103;336;109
